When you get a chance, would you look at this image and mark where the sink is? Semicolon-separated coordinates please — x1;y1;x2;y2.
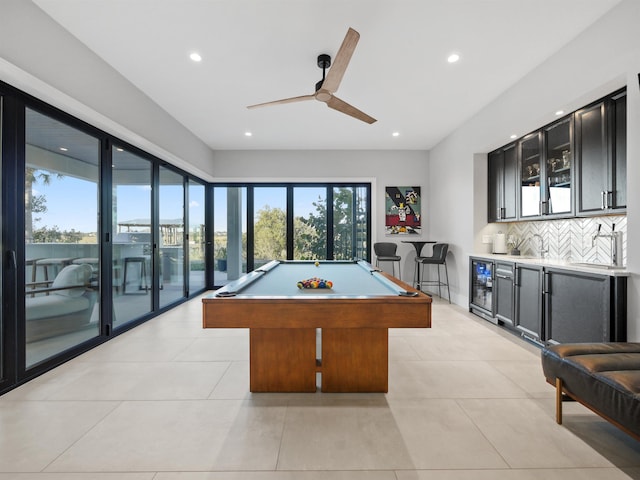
569;262;623;270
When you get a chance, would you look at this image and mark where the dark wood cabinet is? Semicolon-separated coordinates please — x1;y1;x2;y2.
488;145;517;222
612;91;627;209
514;264;544;344
575;101;606;212
544;268;626;344
519;132;543;219
470;257;628;346
574;90;626;215
519;117;573;220
543;117;573;216
488;88;625;222
494;261;514;326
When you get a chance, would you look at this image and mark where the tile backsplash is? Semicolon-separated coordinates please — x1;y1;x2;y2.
505;214;627;265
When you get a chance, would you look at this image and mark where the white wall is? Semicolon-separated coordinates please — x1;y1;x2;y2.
0;0;215;180
429;0;640;339
212;149;429;283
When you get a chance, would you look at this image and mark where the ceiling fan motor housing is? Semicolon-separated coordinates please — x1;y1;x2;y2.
317;54;331;69
315;54;331;91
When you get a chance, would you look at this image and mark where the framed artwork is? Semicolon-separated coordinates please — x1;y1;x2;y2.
385;186;421;235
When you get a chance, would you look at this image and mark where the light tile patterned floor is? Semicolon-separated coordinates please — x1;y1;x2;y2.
1;295;640;479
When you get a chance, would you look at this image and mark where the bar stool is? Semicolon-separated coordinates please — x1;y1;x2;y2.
374;242;402;278
123;257;149;294
33;257;75;283
414;243;450;303
73;257;100;286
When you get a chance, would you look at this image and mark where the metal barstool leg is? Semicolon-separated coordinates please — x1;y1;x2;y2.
444;260;451;303
436;264;442;298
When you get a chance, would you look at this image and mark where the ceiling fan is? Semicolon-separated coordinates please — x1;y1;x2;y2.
247;27;376;124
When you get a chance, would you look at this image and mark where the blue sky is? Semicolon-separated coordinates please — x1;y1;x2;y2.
31;174;200;233
31;176;322;234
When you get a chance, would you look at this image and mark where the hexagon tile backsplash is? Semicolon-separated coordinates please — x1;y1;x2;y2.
507;215;627;266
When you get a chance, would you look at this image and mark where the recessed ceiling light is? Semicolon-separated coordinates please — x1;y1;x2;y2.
59;147;68;151
245;131;252;137
189;52;202;62
510;134;517;139
392;132;400;137
116;148;124;152
447;53;460;63
555;110;564;116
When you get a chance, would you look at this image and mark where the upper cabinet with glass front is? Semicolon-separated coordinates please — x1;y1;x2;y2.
519;116;573;219
519;132;543;218
489;89;626;223
544;116;573;216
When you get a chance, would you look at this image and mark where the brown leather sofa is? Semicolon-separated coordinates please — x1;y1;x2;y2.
541;343;640;441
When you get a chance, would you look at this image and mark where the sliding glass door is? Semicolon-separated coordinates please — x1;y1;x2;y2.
294;186;327;260
0;97;4;383
253;186;287;267
333;186;369;260
111;146;152;327
159;166;185;307
188;180;206;292
24;108;101;367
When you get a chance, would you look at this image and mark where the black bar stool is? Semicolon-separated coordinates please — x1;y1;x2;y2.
374;242;402;278
414;243;450;303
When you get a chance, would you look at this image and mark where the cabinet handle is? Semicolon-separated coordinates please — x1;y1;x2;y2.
540;201;548;215
496;274;511;279
543;272;550;295
497;207;502;220
605;191;611;209
601;191;606;210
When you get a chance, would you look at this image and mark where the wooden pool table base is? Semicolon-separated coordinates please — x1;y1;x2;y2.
249;327;388;393
203;261;431;393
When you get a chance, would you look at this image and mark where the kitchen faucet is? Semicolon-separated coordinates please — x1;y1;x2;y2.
592;223;623;267
532;234;548;258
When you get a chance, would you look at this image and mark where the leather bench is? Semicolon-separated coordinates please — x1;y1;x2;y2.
541;343;640;441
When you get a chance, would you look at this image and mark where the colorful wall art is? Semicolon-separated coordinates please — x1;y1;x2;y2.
385;186;421;235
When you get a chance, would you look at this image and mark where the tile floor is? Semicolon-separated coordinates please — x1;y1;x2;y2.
1;295;640;479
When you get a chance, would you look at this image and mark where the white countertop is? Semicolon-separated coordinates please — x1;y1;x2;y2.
470;253;629;277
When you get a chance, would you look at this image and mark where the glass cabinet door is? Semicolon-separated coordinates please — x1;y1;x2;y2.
544;117;572;215
520;132;542;218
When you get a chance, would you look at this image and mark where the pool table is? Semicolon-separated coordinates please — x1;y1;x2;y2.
202;260;431;393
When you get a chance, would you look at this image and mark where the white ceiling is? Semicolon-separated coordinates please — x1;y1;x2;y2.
33;0;621;151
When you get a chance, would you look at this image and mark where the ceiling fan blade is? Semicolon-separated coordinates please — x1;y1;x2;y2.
326;95;376;124
321;27;360;93
247;94;315;109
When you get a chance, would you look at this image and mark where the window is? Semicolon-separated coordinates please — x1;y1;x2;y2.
213;183;371;286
